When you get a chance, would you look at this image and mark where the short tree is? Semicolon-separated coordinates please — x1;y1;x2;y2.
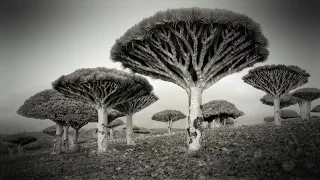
2;134;37;155
202;100;244;128
292;88;320;120
242;64;310;125
69;121;88;151
151;110;186;134
263;116;274;124
106;119;125;140
52;67;153;153
17;89;97;154
260;93;298;109
42;125;57;136
113;93;158;145
281;109;300;119
311;104;320;114
133;126;152;134
111;8;269;150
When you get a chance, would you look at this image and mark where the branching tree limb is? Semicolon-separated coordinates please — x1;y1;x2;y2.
243;64;310;125
52;68;153;153
111;8;269;151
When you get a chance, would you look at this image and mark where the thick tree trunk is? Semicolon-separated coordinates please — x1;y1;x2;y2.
300;101;308;120
97;107;108;153
306;101;311;120
63;124;70;153
187;87;203;151
223;118;226;127
109;128;114;140
214;117;222;127
72;128;79;152
126;114;134;145
207;121;213;129
274;98;281;125
7;147;14;155
52;123;63;155
168;120;172;134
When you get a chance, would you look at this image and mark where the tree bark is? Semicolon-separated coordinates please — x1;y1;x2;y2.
187;87;203;151
300;101;308;120
307;101;311;120
223;118;226;127
63;124;70;153
168;120;172;134
109;128;114;140
52;123;63;155
126;114;134;145
72;128;79;152
97;107;108;153
214;117;222;127
274;98;281;125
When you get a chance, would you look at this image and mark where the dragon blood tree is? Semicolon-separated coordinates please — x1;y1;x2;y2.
292;88;320;121
243;64;310;126
69;121;88;151
17;89;97;154
202;100;244;128
52;67;153;153
17;89;65;155
36;90;98;153
113;93;158;145
2;134;37;154
151;110;186;134
91;109;126;139
311;104;320;114
110;8;269;151
106;119;125;140
260;93;298;109
43;125;57;136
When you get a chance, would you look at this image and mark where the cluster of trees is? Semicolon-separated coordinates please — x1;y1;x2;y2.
2;134;37;155
15;7;317;152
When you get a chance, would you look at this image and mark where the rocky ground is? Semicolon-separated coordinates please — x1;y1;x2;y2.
1;118;320;180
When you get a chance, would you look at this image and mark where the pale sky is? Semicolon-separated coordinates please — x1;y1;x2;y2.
1;0;319;133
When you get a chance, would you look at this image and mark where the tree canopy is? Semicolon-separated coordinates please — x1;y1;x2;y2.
281;109;299;119
202;100;244;120
42;125;57;136
110;7;269;90
243;65;310;98
3;134;37;146
113;93;158;115
151;110;186;122
17;89;98;124
292;88;320;102
107;119;125;129
311;104;320;113
260;93;298;109
52;67;153;109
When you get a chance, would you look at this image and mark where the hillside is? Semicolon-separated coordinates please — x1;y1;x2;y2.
1;119;320;179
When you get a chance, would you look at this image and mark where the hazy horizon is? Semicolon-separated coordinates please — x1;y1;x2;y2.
1;0;320;134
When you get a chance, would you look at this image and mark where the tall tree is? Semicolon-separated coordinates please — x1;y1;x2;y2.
90;109;126;140
243;64;310;125
17;89;97;154
69;121;88;151
151;110;186;134
292;88;320;120
201;100;244;128
113;93;158;145
111;8;269;151
52;67;153;153
260;93;298;109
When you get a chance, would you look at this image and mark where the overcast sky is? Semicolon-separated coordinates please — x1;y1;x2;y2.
1;0;319;133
